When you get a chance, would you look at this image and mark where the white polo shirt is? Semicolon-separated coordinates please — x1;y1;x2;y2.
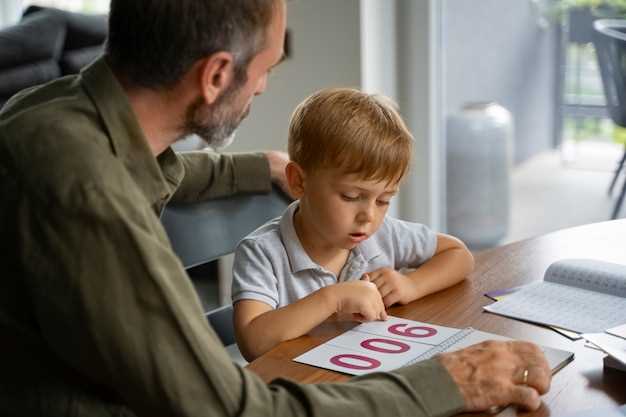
231;201;438;309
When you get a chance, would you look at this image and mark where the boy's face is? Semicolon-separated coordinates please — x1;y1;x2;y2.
297;169;398;252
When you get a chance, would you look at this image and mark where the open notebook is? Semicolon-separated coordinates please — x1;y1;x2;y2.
294;316;573;376
484;259;626;334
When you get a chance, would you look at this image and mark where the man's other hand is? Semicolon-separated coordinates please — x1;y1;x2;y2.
265;151;293;198
437;340;551;412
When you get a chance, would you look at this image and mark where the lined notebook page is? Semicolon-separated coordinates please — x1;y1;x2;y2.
485;259;626;333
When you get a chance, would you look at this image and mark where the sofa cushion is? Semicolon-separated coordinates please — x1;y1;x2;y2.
23;6;107;51
60;45;104;74
0;60;60;96
63;11;107;50
0;11;66;70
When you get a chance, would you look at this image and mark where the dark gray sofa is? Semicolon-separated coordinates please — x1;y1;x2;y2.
0;6;107;107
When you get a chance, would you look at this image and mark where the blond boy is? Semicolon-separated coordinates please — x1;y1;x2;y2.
232;88;474;361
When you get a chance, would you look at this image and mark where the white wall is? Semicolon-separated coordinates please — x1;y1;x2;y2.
228;0;362;153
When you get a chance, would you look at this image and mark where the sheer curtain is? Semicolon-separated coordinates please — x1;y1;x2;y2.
0;0;23;28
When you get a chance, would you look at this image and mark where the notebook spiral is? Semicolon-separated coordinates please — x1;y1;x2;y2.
404;327;475;366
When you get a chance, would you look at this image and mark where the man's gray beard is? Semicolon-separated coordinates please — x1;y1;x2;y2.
179;102;238;149
209;128;237;149
179;83;246;149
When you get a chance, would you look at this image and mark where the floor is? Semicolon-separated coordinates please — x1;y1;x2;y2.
501;140;624;246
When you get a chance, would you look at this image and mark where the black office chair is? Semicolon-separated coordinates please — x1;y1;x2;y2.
592;19;626;219
161;185;290;359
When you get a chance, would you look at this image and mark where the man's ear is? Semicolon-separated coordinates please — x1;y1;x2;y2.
285;161;306;199
198;52;235;105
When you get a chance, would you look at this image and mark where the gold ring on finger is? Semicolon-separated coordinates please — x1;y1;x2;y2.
487;405;502;414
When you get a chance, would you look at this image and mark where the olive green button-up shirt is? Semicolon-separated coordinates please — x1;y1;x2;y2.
0;57;465;417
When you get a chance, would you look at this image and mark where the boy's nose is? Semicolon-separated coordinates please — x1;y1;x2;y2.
357;205;375;223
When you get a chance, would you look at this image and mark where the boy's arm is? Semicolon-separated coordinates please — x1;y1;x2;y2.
406;233;474;296
234;291;334;362
234;281;387;361
370;233;474;307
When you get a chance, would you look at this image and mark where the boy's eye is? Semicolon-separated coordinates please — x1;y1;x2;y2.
341;194;359;201
376;200;390;206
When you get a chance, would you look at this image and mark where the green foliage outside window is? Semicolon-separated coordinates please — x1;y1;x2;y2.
551;0;626;17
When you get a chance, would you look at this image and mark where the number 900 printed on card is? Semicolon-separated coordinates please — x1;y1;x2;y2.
294;316;462;375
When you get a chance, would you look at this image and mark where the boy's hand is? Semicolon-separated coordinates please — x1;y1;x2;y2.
365;268;415;307
328;281;387;322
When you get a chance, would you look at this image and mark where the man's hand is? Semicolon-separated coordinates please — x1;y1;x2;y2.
326;280;388;322
437;340;551;412
365;268;415;307
265;150;293;198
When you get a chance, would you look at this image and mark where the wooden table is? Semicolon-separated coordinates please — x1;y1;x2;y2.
247;220;626;416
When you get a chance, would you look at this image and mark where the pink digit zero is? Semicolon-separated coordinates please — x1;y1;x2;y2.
361;338;410;353
329;354;381;370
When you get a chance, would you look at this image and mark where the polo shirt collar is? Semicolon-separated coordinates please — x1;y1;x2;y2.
80;56;183;206
279;201;319;273
279;201;383;274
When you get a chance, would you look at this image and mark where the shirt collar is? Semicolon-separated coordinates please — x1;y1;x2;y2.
279;201;383;274
80;56;183;206
279;201;320;273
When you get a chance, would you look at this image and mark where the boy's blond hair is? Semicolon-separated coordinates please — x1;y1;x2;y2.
288;88;413;185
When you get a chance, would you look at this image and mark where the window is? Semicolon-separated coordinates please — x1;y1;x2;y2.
24;0;109;13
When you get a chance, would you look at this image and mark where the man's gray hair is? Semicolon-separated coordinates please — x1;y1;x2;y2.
105;0;281;89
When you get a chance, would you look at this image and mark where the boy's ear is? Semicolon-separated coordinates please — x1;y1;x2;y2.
198;52;235;105
285;162;306;199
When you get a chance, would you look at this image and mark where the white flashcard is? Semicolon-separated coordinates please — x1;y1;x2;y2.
327;330;431;363
293;316;574;376
294;340;410;375
353;315;459;346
